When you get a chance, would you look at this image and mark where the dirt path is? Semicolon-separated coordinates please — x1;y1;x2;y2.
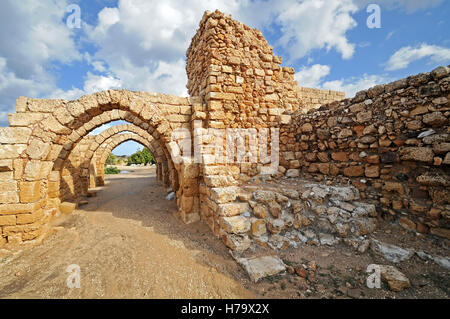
0;167;255;298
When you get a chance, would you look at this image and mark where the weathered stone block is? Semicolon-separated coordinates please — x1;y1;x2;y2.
399;147;434;163
220;216;250;234
60;202;77;214
16;209;44;225
19;181;41;203
0;215;16;226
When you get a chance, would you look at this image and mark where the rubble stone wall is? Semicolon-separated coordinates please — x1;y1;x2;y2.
278;66;450;240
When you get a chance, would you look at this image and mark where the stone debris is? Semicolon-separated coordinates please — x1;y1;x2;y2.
378;265;411;292
319;233;340;246
165;192;175;201
416;251;450;270
370;239;414;263
236;256;286;283
59;202;77;215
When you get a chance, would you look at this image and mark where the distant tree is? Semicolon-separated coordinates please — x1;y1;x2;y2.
127;147;155;165
105;153;117;165
141;148;155;165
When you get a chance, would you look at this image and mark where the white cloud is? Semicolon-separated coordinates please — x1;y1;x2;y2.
322;74;388;97
386;43;450;71
0;0;80;125
354;0;445;13
49;73;122;100
295;64;331;87
275;0;358;61
294;62;388;97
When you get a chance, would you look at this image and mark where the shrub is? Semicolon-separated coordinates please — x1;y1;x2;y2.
105;166;121;174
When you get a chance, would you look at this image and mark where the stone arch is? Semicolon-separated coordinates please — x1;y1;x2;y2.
69;123;168;191
1;90;200;245
88;130;165;189
96;133;156;169
53;110;178;195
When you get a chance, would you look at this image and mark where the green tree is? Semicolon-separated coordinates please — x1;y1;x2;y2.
105;153;117;165
127;147;155;165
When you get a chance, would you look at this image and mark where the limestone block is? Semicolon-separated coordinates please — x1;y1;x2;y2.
8;113;44;126
251;219;266;237
218;202;250;217
23;161;43;181
0;215;16;226
210;186;240;203
16;209;44;225
220;216;250;234
15;96;28;112
60;202;77;214
0;159;13;172
26;139;51;160
19;181;41;203
0;127;31;144
0;180;18;192
399;147;434;163
378;265;411;292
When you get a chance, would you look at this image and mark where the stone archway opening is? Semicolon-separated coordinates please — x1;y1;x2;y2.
0;90;202;245
59;120;171;203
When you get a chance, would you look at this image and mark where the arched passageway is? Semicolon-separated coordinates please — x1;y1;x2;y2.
0;90;202;244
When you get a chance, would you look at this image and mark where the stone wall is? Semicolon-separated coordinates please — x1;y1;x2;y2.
278;66;450;240
186;10;344;130
296;87;345;112
185;10;345;248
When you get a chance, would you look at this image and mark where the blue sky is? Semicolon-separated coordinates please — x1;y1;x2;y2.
0;0;449;155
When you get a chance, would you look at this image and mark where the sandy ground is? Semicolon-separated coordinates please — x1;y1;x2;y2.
0;167;254;298
0;166;448;299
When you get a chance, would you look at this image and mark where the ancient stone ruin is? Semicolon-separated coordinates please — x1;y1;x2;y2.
0;11;449;257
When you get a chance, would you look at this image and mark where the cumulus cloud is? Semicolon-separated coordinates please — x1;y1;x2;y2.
275;0;358;61
294;64;331;87
322;74;388;97
0;0;80;126
49;73;122;101
385;44;450;71
83;0;242;97
294;63;388;97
